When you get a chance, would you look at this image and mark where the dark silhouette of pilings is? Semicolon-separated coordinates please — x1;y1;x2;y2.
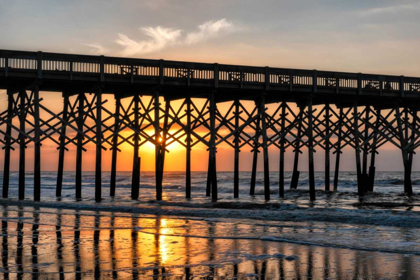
2;50;420;203
353;102;364;196
208;92;218;201
233;98;240;198
34;86;41;201
2;89;13;198
185;97;192;199
131;95;140;199
110;95;120;197
333;108;343;192
324;104;331;192
18;90;26;200
250;104;260;196
290;105;303;190
368;108;381;192
75;93;84;199
154;90;163;201
278;102;286;197
260;95;270;200
56;94;69;197
95;89;102;202
307;99;316;200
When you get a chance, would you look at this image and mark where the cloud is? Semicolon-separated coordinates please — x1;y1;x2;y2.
115;26;182;56
84;43;108;55
111;19;238;56
185;19;236;45
359;3;420;16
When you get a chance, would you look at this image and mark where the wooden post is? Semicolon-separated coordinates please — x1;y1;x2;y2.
362;106;370;192
260;95;270;200
250;106;260;195
95;89;102;202
233;99;240;198
34;86;41;201
110;96;121;196
290;104;303;189
353;102;364;196
2;90;13;198
407;109;416;196
209;92;218;201
279;102;286;197
157;99;170;200
75;93;85;199
206;154;211;196
396;106;413;196
368;108;380;192
18;90;26;200
56;94;69;197
131;95;140;199
325;104;330;192
154;90;162;201
307;99;316;201
333;108;343;191
186;97;192;199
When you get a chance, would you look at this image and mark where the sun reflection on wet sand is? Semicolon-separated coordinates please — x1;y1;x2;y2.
0;205;419;279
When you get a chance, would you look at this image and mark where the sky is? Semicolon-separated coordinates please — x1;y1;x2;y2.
0;0;420;171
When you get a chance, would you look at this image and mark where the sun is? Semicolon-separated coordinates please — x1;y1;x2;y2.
117;129;184;153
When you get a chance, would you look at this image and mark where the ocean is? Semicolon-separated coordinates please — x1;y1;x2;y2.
0;171;419;278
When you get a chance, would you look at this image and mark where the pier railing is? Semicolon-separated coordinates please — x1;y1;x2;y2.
1;49;420;96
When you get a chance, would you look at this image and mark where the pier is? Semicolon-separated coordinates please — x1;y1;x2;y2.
0;49;419;202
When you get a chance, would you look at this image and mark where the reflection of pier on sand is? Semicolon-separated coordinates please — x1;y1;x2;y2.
0;205;419;279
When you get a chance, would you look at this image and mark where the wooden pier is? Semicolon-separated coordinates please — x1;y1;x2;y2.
1;49;420;201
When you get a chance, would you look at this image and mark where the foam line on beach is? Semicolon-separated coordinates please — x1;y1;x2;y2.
1;198;420;229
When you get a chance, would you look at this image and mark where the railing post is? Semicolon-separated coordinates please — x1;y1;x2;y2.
265;67;269;91
5;57;8;77
69;60;73;81
313;70;317;93
214;63;219;88
335;76;339;94
379;77;383;96
400;76;405;97
289;71;294;92
357;73;362;95
37;52;42;79
159;60;164;85
100;56;104;82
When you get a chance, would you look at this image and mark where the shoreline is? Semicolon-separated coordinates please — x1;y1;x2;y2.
1;196;420;229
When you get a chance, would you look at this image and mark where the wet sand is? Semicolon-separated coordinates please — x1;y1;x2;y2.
1;205;419;279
